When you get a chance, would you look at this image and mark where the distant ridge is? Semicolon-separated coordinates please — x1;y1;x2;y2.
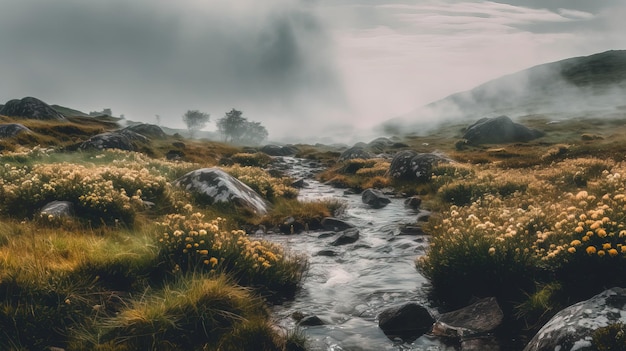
382;50;626;133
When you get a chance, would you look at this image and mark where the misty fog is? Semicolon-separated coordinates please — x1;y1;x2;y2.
1;0;626;143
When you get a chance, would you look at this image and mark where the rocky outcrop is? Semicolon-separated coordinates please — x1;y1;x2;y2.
362;188;391;208
338;146;373;161
260;144;298;156
389;150;448;182
0;97;65;120
0;123;31;138
524;287;626;351
173;168;269;215
378;302;434;340
124;123;166;139
39;201;74;219
462;115;544;145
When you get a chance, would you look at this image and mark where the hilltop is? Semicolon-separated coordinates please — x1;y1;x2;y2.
382;50;626;134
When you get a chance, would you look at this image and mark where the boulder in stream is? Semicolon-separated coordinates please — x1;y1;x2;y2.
432;297;504;339
331;228;360;246
321;217;355;232
378;302;435;340
362;188;391;209
338;146;373;161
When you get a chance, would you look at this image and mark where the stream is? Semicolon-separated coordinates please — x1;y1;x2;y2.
267;157;455;351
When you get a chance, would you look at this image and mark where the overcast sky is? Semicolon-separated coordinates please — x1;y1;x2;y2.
1;0;625;142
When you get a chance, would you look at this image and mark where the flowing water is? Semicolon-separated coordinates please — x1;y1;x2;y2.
267;158;455;351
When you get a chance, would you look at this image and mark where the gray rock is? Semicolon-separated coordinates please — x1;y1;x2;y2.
404;196;422;209
389;150;449;182
173;167;269;215
80;132;136;151
124;123;166;139
260;144;298;156
39;201;74;218
338;146;373;161
166;150;184;160
461;337;501;351
0;97;65;120
331;228;360;246
0;123;31;138
523;287;626;351
315;249;337;257
432;297;503;339
463;115;544;145
378;302;434;340
399;225;425;236
321;217;355;232
298;315;325;326
367;137;394;153
362;188;391;209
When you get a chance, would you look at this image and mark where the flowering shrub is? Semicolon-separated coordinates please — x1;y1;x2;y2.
418;157;626;308
0;162;174;225
157;209;306;298
223;165;297;201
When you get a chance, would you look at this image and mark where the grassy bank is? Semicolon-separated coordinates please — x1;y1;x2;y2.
0;145;320;350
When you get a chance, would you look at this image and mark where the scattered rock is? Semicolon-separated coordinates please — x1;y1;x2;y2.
0;123;31;138
299;315;325;326
39;201;74;218
432;297;503;339
523;287;626;351
581;133;604;141
338;146;373;161
124;123;166;139
321;217;355;232
0;97;65;120
80;132;136;151
404;196;422;209
260;144;298;156
315;249;338;257
166;150;185;160
172;141;186;148
462;115;544;145
416;210;432;222
389;150;449;182
291;178;307;188
399;225;425;236
173;168;269;215
378;302;435;340
331;228;360;246
362;188;391;208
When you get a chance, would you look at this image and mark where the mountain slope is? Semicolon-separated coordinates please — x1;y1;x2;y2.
382;50;626;134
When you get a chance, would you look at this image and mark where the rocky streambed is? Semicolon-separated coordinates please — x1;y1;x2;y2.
265;157;455;350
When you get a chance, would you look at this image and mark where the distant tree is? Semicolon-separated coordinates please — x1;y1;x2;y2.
241;121;268;145
216;109;268;145
155;114;161;126
217;109;247;143
183;110;210;139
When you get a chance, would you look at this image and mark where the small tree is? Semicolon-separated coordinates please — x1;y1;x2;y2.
183;110;210;139
216;109;268;145
217;109;247;143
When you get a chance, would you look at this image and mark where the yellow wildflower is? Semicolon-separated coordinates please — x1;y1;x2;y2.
597;250;606;257
586;246;597;255
609;249;618;257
